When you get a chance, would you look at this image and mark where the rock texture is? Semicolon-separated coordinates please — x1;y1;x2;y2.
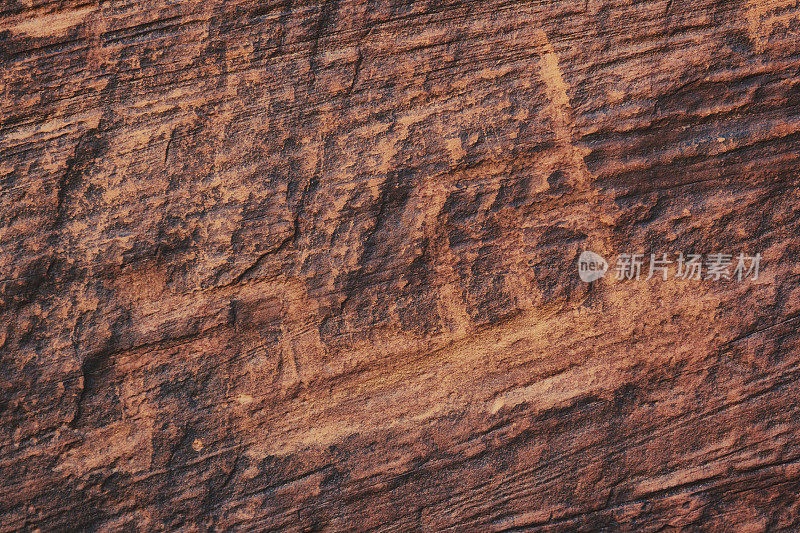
2;0;800;530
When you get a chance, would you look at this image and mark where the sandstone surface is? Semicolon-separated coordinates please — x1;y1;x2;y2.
1;0;800;530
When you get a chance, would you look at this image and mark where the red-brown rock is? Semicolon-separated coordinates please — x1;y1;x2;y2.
1;0;800;530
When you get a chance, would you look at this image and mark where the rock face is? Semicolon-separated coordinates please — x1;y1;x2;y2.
2;0;800;530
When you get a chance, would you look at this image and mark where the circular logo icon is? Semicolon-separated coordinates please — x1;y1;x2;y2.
578;251;608;282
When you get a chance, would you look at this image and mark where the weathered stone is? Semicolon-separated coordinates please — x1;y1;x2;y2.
1;0;799;530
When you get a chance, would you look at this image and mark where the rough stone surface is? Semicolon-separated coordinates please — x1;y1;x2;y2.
1;0;800;530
